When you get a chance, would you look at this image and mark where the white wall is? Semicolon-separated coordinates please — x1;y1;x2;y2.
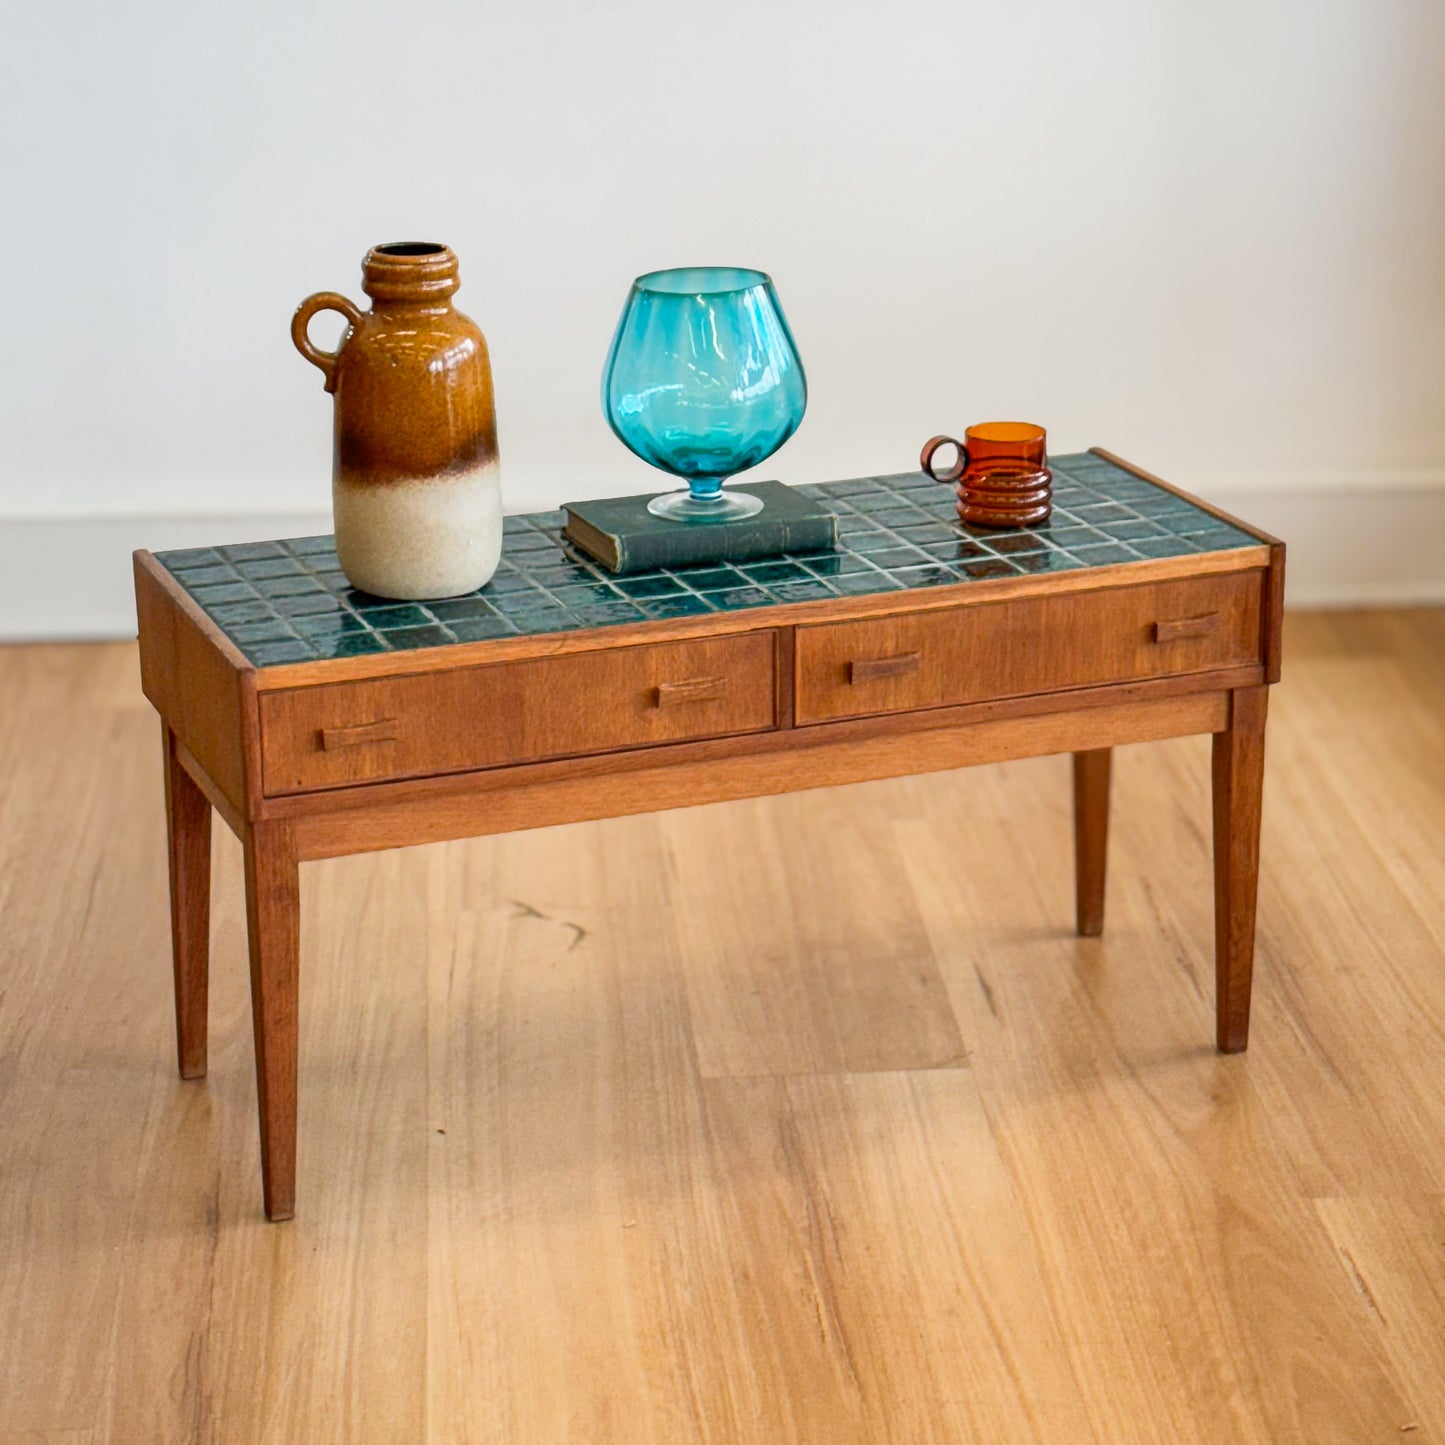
2;0;1443;629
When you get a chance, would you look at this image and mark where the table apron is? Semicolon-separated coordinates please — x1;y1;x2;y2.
275;688;1230;862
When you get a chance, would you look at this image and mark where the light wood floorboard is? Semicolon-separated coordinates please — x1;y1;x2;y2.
0;611;1442;1442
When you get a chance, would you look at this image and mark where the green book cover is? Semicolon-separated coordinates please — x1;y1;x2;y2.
562;481;838;575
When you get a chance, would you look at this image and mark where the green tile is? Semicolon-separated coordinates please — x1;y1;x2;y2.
920;540;989;562
671;566;743;590
427;597;505;622
890;564;964;588
247;639;314;665
1129;536;1195;559
235;557;305;580
570;603;645;625
355;602;431;626
481;570;546;595
165;548;222;571
1068;543;1138;565
222;542;288;562
189;581;254;605
848;530;908;554
1070;503;1134;523
868;547;930;570
614;575;684;599
767;579;838;602
276;593;345;618
1014;550;1083;573
1106;520;1169;542
448;616;521;642
155;454;1260;666
988;533;1052;555
637;594;714;619
737;561;809;584
384;624;456;649
290;611;376;639
802;553;882;577
211;599;276;625
830;571;902;594
961;558;1021;580
231;618;299;644
176;564;236;586
262;576;326;599
704;586;775;609
312;631;390;658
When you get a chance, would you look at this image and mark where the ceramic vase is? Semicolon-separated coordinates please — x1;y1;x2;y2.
292;242;501;599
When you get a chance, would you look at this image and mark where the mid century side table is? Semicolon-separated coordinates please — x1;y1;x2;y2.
134;450;1284;1220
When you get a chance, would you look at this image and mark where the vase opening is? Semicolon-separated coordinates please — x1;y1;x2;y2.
634;266;771;296
363;242;459;304
375;241;448;258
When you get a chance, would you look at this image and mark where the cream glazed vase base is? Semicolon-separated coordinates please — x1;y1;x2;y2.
333;464;503;600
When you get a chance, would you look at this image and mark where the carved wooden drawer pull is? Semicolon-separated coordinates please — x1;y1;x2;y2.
320;718;400;750
1153;614;1222;644
849;652;922;684
654;676;727;707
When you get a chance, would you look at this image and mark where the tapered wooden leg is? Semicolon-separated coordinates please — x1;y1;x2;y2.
1072;749;1112;937
162;725;211;1080
243;820;301;1221
1212;686;1269;1053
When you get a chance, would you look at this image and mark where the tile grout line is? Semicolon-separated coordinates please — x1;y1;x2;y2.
154;459;1259;665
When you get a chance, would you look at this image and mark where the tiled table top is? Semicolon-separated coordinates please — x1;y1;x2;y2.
156;452;1259;667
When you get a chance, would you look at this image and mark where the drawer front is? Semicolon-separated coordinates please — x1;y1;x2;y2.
795;573;1262;724
261;631;777;795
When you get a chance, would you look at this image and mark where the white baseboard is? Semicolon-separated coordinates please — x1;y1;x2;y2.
1;477;1442;640
1195;480;1445;608
0;514;330;642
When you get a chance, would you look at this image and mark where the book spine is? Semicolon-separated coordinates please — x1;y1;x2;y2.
562;515;621;571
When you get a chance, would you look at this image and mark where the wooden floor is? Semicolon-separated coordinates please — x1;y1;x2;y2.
1;611;1443;1443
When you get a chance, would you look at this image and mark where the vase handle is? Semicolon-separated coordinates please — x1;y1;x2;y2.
291;292;364;394
920;434;969;484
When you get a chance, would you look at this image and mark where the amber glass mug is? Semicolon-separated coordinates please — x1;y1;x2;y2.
920;421;1052;527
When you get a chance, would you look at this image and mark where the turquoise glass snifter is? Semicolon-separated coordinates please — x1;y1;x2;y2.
602;267;807;522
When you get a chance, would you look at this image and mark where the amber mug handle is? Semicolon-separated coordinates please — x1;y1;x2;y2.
291;291;364;394
920;434;969;485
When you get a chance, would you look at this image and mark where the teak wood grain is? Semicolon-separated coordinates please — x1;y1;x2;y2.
794;571;1262;724
259;629;776;795
255;663;1264;825
285;693;1228;863
243;819;301;1221
1072;747;1112;937
1213;684;1269;1051
1088;447;1286;683
242;546;1270;691
130;449;1286;1220
175;738;246;840
11;615;1444;1443
134;552;255;813
162;723;211;1079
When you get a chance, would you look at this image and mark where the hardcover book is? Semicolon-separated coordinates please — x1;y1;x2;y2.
562;481;837;575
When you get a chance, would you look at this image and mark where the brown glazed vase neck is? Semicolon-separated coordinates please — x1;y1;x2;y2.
361;242;460;309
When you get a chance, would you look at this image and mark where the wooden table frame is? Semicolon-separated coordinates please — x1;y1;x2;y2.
135;451;1284;1221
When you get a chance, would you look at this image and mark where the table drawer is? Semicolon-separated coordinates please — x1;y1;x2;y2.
261;630;777;795
795;572;1262;724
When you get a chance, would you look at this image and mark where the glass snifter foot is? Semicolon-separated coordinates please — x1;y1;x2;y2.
646;481;765;523
603;267;807;524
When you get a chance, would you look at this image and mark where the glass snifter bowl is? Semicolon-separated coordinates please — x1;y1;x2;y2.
602;266;807;522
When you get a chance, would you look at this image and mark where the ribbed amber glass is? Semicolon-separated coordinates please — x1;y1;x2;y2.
920;421;1052;527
